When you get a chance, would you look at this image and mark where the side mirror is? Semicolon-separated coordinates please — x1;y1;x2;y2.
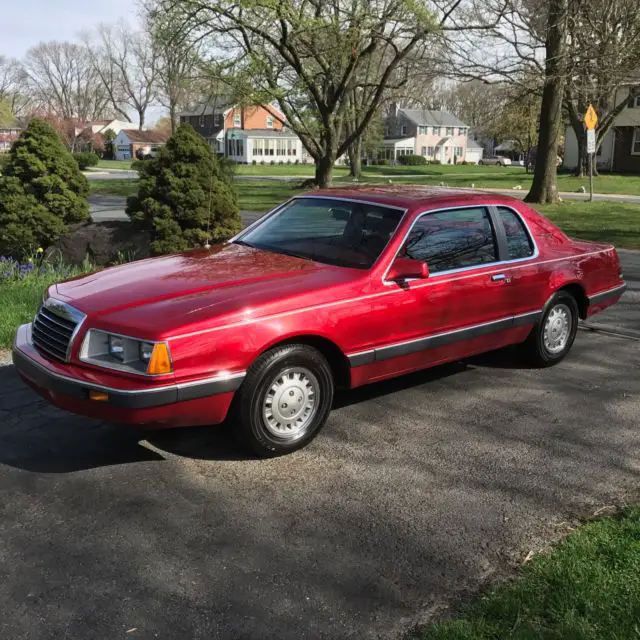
387;257;429;281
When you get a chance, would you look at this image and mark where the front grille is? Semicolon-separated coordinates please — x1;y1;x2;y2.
32;300;84;362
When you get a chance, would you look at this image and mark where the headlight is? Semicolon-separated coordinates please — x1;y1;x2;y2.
80;330;173;376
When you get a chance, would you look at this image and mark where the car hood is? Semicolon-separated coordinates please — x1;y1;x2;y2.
54;244;365;337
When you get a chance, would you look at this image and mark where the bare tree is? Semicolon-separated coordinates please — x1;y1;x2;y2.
0;56;32;119
91;23;159;129
156;0;508;188
22;41;112;121
564;0;640;176
146;2;202;133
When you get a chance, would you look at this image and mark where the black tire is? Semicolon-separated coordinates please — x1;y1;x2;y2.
521;291;579;367
234;344;334;457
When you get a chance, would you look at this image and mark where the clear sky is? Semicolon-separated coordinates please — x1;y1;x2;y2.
3;0;138;59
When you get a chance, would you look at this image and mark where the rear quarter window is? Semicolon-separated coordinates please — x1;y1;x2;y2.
497;207;534;259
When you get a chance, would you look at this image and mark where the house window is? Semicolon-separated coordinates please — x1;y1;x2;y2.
214;114;223;127
458;128;464;136
266;116;274;128
198;115;205;127
633;95;640;108
427;146;434;156
233;113;241;127
421;146;427;156
384;126;390;137
455;146;463;157
401;125;407;136
446;127;454;136
632;128;640;155
433;127;441;136
418;126;429;135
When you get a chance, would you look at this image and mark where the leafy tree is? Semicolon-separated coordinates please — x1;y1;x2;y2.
0;99;14;127
126;123;242;254
154;0;504;188
0;119;89;258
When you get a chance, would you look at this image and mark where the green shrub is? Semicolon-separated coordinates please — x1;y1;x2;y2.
398;154;427;165
372;158;391;166
126;123;242;255
73;151;100;170
428;159;442;165
0;119;89;259
0;154;9;173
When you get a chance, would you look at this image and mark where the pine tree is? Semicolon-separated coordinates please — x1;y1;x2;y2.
126;124;242;254
0;119;90;258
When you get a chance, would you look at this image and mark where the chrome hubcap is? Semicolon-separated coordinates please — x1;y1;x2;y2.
262;367;318;440
543;304;571;354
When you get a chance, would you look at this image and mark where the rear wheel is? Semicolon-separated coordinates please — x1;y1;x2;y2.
234;344;334;457
521;291;579;367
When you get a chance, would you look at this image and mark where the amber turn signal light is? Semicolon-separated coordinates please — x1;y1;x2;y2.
89;390;109;402
146;343;173;375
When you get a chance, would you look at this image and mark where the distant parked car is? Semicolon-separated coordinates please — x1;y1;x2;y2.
480;156;512;167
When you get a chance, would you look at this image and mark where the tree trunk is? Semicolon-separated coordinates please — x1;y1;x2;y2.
525;0;568;204
348;138;362;179
138;110;145;131
315;154;334;188
574;128;587;177
169;103;177;134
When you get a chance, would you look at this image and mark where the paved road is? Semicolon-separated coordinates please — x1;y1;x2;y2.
1;330;639;639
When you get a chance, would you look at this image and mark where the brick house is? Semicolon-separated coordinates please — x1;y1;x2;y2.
180;101;309;163
380;105;473;163
113;129;170;161
563;86;640;172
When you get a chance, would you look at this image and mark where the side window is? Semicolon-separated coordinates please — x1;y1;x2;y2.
401;207;497;273
497;207;534;260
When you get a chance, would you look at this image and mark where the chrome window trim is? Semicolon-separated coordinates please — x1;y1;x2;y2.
79;328;174;377
35;298;87;362
381;203;539;286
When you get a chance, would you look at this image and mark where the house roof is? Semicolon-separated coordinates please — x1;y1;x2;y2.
120;129;169;143
382;137;415;146
400;109;467;128
466;139;483;149
242;128;300;139
180;98;235;117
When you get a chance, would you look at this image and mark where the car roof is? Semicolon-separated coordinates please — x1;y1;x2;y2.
297;186;525;212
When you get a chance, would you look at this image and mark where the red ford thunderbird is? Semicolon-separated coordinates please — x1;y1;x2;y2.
12;188;626;456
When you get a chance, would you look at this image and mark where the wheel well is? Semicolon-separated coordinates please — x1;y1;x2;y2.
260;336;351;389
559;283;588;319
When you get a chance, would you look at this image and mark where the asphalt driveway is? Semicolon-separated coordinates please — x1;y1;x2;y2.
1;257;639;639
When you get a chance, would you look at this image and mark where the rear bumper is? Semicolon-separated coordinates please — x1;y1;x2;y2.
12;323;243;427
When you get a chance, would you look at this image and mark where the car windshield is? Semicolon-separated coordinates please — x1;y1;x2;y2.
237;197;404;269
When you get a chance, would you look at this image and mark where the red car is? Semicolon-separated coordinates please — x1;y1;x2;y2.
13;188;626;456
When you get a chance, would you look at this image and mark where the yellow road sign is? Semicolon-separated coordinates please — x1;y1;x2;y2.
584;104;598;130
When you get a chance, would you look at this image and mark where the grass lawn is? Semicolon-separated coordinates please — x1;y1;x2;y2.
0;263;93;350
539;201;640;249
419;507;640;639
88;179;139;198
95;159;135;170
86;176;640;250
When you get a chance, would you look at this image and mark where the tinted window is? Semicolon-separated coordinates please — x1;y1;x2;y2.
239;198;404;269
498;207;534;259
400;207;497;273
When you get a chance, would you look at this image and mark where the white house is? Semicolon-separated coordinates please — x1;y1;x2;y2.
380;106;471;163
113;129;169;161
464;139;484;164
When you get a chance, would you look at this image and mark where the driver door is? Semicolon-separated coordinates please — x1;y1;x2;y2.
364;206;517;382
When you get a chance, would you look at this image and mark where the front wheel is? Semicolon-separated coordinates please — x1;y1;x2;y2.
521;292;579;367
234;344;334;457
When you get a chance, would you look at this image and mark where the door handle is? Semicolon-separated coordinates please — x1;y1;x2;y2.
491;273;511;282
